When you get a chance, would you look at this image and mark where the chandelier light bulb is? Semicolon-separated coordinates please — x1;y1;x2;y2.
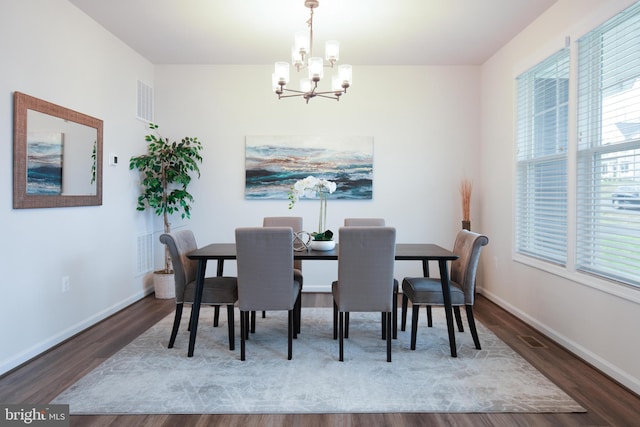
338;64;352;87
291;46;304;70
332;75;343;93
325;40;339;63
308;57;324;81
274;62;290;85
300;78;312;93
294;31;309;58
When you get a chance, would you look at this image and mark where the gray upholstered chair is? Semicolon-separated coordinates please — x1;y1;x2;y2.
343;218;386;226
332;226;396;362
401;230;489;350
343;218;399;339
159;230;238;351
235;227;301;361
263;216;304;334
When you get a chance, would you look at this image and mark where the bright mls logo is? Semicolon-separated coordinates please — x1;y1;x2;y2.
0;405;69;426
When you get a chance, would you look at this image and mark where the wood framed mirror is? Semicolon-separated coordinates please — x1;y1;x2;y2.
13;92;103;208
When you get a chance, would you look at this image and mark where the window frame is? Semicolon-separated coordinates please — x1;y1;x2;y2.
515;48;570;266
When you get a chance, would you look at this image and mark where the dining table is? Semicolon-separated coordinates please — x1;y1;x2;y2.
186;243;459;357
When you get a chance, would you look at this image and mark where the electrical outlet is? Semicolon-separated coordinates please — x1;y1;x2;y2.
62;276;70;293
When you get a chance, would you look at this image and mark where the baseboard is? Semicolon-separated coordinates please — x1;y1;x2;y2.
0;287;153;377
479;288;640;396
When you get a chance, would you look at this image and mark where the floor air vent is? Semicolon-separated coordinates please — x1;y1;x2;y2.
518;335;547;348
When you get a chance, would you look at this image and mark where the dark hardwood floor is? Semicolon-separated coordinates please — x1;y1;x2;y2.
1;293;638;427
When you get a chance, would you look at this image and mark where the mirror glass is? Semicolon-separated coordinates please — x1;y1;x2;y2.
13;92;103;208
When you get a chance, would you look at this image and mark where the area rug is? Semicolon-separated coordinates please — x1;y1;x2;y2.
51;307;585;414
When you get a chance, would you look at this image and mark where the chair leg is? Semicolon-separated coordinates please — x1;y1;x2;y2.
339;312;344;361
454;306;464;332
386;311;392;362
187;305;194;332
466;305;481;350
244;310;250;341
213;305;220;327
262;310;266;318
293;292;301;338
345;312;350;339
240;310;247;361
333;300;338;339
401;294;408;331
168;303;183;348
426;305;433;327
393;290;398;339
250;311;256;334
381;312;386;339
288;309;293;360
226;305;235;351
411;304;420;350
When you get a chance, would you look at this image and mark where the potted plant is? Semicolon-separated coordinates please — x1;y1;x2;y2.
288;175;337;250
129;123;203;298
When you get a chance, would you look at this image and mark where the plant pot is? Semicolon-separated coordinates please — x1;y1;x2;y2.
309;240;336;251
153;271;175;299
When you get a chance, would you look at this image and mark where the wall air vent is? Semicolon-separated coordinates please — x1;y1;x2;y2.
136;232;153;276
136;80;154;122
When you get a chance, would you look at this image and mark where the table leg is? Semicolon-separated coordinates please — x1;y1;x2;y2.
422;259;430;277
216;259;224;277
438;259;457;357
188;259;207;357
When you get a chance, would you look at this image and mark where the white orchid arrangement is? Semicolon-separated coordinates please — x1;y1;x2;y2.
288;176;337;240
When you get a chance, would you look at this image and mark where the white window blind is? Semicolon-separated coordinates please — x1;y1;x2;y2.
577;2;640;287
515;49;570;264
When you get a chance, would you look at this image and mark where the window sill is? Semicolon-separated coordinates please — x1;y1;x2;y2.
512;253;640;304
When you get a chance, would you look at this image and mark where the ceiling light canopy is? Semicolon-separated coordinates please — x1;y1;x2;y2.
272;0;352;103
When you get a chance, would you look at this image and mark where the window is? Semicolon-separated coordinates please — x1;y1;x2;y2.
516;49;570;265
576;2;640;287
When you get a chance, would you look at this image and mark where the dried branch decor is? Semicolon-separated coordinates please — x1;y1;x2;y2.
460;179;473;222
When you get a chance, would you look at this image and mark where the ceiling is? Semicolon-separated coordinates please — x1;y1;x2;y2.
68;0;557;66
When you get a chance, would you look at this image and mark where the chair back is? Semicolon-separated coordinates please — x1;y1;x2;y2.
235;227;298;311
450;230;489;305
159;230;198;302
263;216;303;270
344;218;385;226
335;226;396;312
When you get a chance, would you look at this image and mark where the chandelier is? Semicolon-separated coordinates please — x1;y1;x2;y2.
272;0;352;103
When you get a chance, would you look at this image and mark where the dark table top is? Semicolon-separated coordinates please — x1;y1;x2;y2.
187;243;458;261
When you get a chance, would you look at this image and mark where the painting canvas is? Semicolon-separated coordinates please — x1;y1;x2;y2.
245;136;373;199
27;131;64;195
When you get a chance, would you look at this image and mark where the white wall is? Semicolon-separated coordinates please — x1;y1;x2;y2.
480;0;640;394
153;64;482;290
0;0;155;374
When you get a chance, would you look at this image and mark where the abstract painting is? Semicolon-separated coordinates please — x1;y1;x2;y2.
245;136;373;199
26;131;64;195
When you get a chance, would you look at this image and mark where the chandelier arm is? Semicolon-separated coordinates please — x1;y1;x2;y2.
313;90;344;95
315;94;340;101
280;88;307;95
278;94;307;99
